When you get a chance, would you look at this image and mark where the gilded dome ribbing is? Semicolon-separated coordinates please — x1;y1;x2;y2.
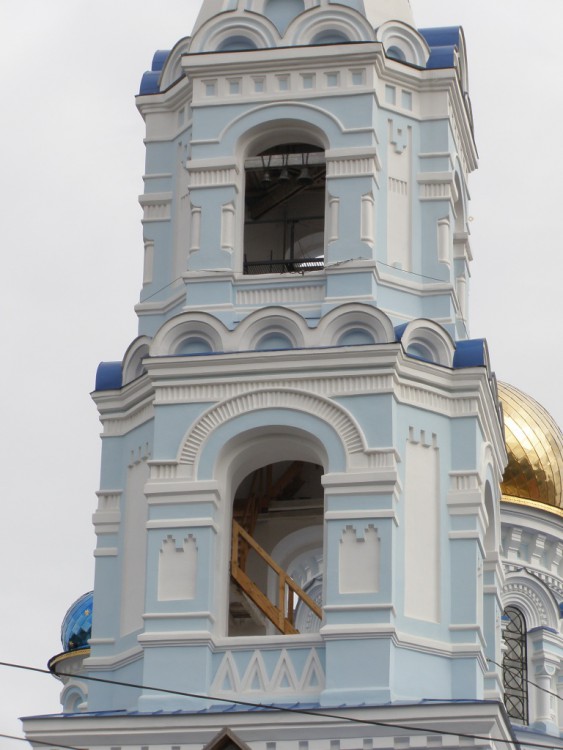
498;382;563;514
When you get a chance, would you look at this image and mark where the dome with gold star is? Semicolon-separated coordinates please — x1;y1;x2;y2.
61;591;93;652
498;382;563;515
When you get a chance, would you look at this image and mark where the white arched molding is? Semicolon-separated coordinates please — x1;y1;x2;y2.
178;389;366;467
267;526;323;627
189;15;280;54
400;319;456;367
502;573;560;631
60;681;88;713
284;7;375;46
315;303;395;347
236;307;308;350
271;526;323;587
150;312;229;356
238;118;329;165
122;336;152;386
159;37;191;91
375;21;430;68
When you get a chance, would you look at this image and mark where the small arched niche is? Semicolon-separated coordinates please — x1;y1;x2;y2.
244;139;326;275
229;459;324;636
217;35;258;52
312;30;350;45
175;336;214;355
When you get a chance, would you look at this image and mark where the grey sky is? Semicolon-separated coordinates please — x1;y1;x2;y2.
1;1;561;742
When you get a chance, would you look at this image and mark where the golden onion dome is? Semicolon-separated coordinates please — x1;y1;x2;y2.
498;382;563;515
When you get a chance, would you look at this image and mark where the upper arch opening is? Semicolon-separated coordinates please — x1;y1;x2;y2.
243;136;326;275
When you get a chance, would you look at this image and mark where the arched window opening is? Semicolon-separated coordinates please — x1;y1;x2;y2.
175;336;213;355
337;328;376;347
312;30;350;46
503;606;529;724
387;45;406;62
217;36;258;52
255;331;294;350
229;460;324;636
406;342;434;362
244;143;326;275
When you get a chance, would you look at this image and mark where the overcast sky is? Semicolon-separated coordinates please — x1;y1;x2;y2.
1;0;562;743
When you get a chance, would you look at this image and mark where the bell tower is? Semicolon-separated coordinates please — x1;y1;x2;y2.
26;3;513;749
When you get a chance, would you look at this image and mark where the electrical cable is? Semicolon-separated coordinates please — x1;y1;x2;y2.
488;659;561;701
0;732;84;749
0;659;539;750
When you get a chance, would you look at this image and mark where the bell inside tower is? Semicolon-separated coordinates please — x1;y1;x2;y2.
228;460;324;636
243;143;326;274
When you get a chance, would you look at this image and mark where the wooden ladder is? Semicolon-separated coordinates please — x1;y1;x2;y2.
231;519;322;635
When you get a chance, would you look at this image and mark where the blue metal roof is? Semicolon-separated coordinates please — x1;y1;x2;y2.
23;698;502;721
452;339;488;369
419;27;461;71
139;49;171;95
95;361;122;391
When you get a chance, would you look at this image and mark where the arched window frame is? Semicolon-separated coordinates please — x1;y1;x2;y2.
502;605;529;724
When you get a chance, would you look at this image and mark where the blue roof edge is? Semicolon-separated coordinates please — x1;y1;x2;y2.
419;26;461;70
139;49;171;95
453;339;488;369
95;361;122;391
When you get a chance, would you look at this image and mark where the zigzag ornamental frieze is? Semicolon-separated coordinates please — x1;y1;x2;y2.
154;375;394;405
179;388;365;465
211;647;325;695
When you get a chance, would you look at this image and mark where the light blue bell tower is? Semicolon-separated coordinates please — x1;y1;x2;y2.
43;0;510;743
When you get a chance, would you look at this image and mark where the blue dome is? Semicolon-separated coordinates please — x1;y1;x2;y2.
61;592;93;652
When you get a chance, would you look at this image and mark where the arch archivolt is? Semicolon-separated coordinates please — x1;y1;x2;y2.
400;318;456;367
179;388;365;467
122;335;151;386
219;104;349;153
375;21;430;68
502;574;559;631
148;304;398;358
150;312;229;356
284;7;375;46
189;14;280;54
237;307;308;350
315;303;395;347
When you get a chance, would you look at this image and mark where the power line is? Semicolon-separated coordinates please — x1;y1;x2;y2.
0;732;84;750
0;659;530;750
488;659;561;701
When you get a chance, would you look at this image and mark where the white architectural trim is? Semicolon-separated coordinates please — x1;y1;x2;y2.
178;388;366;465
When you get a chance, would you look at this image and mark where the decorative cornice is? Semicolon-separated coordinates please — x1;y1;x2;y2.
138;192;173;222
236;283;325;307
188;165;239;189
154;373;394;405
92;491;122;533
84;645;143;672
326;155;380;178
100;401;155;437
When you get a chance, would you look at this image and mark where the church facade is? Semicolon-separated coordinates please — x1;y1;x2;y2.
23;2;563;749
